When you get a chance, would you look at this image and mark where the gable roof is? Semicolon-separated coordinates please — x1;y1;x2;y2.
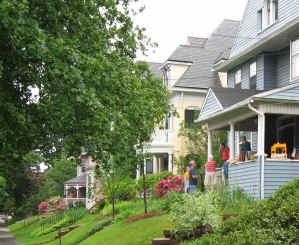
174;19;240;89
198;87;262;120
197;83;299;123
64;174;87;185
212;88;262;108
148;62;163;79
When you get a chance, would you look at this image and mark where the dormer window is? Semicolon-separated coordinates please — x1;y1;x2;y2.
258;0;278;32
291;38;299;80
235;69;241;88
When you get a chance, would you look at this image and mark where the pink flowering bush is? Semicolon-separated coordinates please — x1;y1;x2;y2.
38;202;48;214
155;176;183;198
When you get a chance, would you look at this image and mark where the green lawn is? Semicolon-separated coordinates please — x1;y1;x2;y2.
80;215;172;245
9;217;58;245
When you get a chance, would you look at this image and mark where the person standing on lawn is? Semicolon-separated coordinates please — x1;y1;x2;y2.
188;160;200;194
204;155;217;190
184;165;190;193
220;142;230;184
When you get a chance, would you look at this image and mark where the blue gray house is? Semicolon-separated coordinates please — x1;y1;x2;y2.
197;0;299;200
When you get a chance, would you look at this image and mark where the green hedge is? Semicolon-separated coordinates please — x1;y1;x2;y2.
198;177;299;244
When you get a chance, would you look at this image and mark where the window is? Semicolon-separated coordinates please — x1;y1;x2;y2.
235;69;241;88
184;109;200;127
145;159;153;174
164;113;171;130
185;109;195;127
291;38;299;79
250;62;257;89
258;0;278;32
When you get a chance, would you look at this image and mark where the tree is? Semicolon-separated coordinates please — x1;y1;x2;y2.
39;150;76;200
178;122;227;190
0;0;169;214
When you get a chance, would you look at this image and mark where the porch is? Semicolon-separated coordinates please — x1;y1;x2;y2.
197;85;299;199
64;174;87;206
137;152;174;178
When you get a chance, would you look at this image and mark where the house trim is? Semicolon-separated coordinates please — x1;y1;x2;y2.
198;88;224;119
214;16;299;72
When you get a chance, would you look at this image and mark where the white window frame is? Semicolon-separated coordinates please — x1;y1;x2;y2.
291;38;299;80
250;62;257;78
260;0;278;31
235;69;241;86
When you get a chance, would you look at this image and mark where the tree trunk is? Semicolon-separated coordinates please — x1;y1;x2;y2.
142;165;148;214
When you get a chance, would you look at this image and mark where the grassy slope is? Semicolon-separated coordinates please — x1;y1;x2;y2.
9;217;57;245
9;213;99;245
80;215;172;245
46;214;107;245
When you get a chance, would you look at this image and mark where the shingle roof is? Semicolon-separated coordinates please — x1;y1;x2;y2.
167;45;201;63
174;19;240;89
187;37;208;47
212;88;263;108
64;174;87;185
148;62;163;79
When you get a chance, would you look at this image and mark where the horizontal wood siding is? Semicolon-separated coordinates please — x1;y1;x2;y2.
264;160;299;198
231;0;299;57
241;62;250;89
229;161;260;200
265;86;299;101
200;90;222;117
264;55;277;90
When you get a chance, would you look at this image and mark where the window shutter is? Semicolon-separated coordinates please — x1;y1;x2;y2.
257;10;263;32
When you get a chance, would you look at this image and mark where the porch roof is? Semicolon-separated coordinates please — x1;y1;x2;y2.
196;83;299;124
64;174;87;185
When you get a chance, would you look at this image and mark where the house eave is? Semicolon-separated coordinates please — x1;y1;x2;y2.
171;86;207;94
214;16;299;72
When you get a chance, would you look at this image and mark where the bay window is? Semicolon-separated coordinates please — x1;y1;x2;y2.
291;38;299;80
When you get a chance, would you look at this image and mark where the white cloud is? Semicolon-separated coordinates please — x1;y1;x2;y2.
133;0;248;63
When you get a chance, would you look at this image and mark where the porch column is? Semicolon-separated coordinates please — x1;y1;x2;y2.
136;168;140;179
65;185;69;199
168;153;173;173
153;155;158;174
257;114;265;200
208;130;212;159
76;184;79;199
229;122;235;161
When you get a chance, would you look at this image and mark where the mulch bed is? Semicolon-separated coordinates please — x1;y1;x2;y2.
125;212;166;224
93;213;114;222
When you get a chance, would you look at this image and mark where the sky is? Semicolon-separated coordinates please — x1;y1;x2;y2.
133;0;248;63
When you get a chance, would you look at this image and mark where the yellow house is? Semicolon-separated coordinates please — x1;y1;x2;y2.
140;19;240;176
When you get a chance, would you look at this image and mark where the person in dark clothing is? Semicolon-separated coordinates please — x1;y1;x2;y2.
241;136;251;161
188;160;200;194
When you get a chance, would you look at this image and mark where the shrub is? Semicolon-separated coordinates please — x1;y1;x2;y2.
155;176;183;198
200;177;299;244
169;191;222;232
159;191;184;212
38;202;48;214
136;171;174;194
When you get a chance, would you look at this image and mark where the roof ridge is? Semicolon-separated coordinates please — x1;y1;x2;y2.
187;36;208;40
179;44;205;48
223;19;240;23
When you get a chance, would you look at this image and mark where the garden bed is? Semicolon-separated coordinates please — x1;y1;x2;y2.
125;212;166;224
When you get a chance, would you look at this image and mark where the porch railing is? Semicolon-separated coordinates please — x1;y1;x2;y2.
151;129;174;144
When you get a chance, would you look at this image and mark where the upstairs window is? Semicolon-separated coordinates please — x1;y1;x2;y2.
250;62;257;89
184;109;200;128
235;69;241;88
164;113;171;130
258;0;278;32
291;38;299;80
